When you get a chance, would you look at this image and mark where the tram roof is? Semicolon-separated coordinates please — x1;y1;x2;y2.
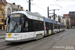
11;11;44;18
26;11;44;18
11;11;64;25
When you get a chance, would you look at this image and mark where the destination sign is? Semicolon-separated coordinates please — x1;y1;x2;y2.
14;14;20;17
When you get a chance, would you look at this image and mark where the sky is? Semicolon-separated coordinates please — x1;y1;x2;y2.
6;0;75;17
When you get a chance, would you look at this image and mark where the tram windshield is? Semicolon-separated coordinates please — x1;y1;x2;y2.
6;13;24;33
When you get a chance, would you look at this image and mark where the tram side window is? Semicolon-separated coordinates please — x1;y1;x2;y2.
46;22;48;30
46;22;53;30
46;22;49;30
34;20;44;31
22;21;28;32
51;23;53;30
60;25;62;29
64;26;65;28
48;23;51;29
61;25;62;28
22;19;44;32
63;25;64;28
28;20;34;31
57;24;58;28
54;24;57;29
39;22;44;30
49;23;53;30
62;25;63;28
34;22;39;31
58;25;60;29
60;25;61;29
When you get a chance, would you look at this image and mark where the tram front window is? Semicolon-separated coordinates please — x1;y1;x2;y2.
6;13;24;33
10;17;20;23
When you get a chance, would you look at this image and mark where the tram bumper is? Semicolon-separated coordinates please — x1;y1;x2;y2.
5;33;22;42
5;37;22;42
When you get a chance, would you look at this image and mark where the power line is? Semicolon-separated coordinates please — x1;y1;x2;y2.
47;6;59;20
50;9;59;20
26;0;33;12
31;3;46;11
53;0;69;11
26;0;46;11
29;0;31;11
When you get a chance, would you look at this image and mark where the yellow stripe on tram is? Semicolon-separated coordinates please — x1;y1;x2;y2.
49;30;51;35
8;33;12;38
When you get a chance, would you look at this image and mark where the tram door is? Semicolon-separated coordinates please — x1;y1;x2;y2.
46;22;49;35
46;22;53;35
51;23;53;34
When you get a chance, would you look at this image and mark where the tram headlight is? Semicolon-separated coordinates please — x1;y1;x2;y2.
15;34;20;36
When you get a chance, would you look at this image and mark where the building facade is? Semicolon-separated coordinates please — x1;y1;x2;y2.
6;3;24;17
63;14;71;29
69;12;75;29
0;0;24;30
63;12;75;29
0;0;7;30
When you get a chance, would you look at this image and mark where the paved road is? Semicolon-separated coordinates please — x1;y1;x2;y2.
0;29;75;50
0;30;6;35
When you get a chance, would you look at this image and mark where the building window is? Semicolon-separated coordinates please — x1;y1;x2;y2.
0;6;2;8
7;8;11;13
8;8;10;10
1;12;3;16
2;0;4;2
2;19;4;22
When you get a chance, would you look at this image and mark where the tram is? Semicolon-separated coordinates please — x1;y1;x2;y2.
5;11;65;42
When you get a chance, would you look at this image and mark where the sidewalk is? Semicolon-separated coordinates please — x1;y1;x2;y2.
0;30;6;39
0;30;6;35
0;36;5;39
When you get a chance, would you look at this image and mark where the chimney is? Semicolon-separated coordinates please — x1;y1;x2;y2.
13;3;15;5
21;7;23;9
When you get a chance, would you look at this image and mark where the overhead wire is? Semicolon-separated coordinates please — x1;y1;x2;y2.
31;3;47;11
26;0;46;11
53;0;69;11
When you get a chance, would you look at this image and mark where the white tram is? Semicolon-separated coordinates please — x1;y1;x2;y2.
5;11;65;42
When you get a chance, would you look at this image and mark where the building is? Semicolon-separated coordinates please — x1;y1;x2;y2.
63;12;75;29
6;3;24;17
0;0;24;30
63;14;71;29
69;11;75;29
0;0;7;30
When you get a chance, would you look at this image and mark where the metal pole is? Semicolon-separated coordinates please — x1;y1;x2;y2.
29;0;31;11
49;9;59;20
47;7;49;18
53;10;55;20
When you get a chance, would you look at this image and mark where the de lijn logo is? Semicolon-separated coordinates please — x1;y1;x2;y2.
38;17;40;20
